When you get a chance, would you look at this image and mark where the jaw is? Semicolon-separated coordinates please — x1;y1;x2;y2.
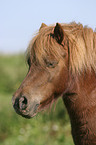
38;93;61;113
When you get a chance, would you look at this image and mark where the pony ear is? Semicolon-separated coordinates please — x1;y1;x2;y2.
54;23;64;44
39;23;47;30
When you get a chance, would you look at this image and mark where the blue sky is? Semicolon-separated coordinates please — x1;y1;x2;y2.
0;0;96;54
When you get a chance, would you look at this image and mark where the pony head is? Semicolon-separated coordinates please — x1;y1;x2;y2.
12;23;70;118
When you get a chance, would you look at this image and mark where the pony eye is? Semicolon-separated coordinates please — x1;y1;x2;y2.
45;60;58;68
47;62;54;68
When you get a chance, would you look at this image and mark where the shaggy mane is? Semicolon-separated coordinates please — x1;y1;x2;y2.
27;22;96;74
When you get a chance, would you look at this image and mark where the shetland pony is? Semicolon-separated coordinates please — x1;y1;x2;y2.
12;22;96;145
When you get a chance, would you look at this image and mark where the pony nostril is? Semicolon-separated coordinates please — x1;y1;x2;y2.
19;96;28;110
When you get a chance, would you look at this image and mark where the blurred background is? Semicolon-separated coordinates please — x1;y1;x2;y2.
0;0;96;145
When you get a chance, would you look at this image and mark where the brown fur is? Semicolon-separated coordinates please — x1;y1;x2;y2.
12;22;96;145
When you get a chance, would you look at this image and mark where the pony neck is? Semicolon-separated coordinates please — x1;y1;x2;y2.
63;70;96;145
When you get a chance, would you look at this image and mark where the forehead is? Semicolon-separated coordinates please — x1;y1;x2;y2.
26;26;66;65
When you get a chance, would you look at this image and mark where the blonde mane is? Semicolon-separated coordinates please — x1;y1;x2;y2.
27;22;96;74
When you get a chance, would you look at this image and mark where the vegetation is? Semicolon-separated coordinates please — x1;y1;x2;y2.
0;54;74;145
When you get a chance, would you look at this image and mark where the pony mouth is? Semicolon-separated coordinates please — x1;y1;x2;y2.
17;102;51;119
13;102;40;119
13;94;58;119
19;112;38;119
19;97;55;118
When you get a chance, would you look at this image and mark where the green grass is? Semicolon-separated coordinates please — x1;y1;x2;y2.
0;54;74;145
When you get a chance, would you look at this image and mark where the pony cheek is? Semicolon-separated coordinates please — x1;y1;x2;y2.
53;71;69;95
54;79;68;95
